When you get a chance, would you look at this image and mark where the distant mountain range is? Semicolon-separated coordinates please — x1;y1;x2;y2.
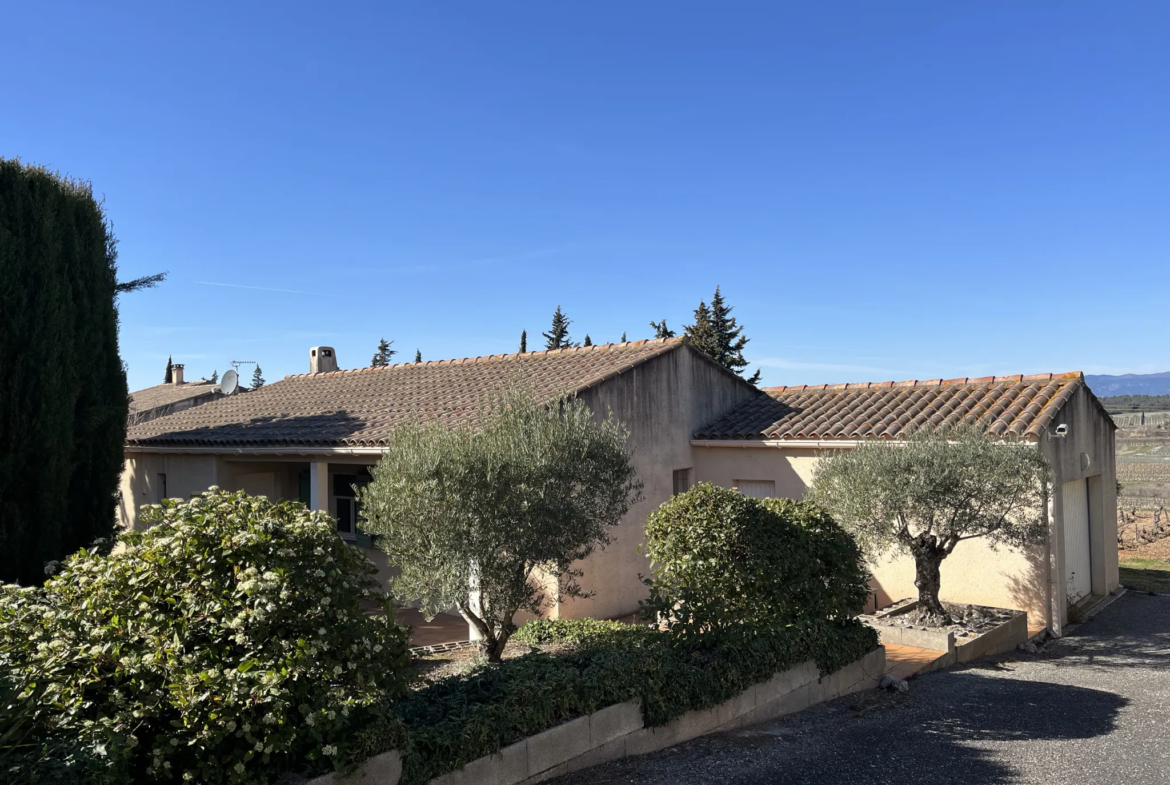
1085;372;1170;398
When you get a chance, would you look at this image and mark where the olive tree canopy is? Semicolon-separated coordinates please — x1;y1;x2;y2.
807;428;1050;623
359;387;642;661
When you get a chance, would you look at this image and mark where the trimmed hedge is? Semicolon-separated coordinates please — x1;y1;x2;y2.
0;490;411;785
0;159;129;585
640;484;872;646
388;618;877;785
512;617;633;646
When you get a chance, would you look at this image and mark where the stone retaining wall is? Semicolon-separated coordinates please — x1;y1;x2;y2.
309;646;886;785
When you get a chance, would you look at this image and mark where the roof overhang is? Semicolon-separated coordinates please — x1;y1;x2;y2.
690;439;863;449
125;445;387;457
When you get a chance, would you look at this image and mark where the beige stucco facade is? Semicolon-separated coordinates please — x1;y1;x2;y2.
692;385;1118;635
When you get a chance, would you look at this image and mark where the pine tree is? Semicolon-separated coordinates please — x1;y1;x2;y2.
414;349;422;363
519;330;527;353
620;332;627;343
543;307;573;350
583;334;593;346
251;366;265;389
209;369;219;384
371;338;396;367
684;286;760;384
0;159;130;584
164;356;173;384
649;319;675;339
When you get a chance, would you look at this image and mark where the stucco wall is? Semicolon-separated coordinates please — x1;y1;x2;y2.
562;347;759;620
118;452;220;530
1038;384;1119;629
692;385;1118;633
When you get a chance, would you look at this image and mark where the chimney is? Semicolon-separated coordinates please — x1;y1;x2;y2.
172;364;185;385
310;347;338;374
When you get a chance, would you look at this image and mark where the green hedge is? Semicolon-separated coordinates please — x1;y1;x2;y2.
0;159;129;585
641;484;872;646
388;618;877;785
512;617;633;646
0;490;411;785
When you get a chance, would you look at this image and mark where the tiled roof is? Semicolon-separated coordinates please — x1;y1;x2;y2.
127;339;686;449
695;373;1088;442
130;381;221;413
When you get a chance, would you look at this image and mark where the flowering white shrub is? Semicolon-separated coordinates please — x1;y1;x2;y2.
0;489;410;784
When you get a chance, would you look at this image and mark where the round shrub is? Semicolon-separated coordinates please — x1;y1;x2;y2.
639;483;871;646
0;489;410;784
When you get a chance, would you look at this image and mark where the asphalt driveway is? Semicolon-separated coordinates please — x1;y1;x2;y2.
550;592;1170;785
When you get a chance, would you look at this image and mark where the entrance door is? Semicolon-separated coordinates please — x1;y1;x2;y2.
1062;478;1092;602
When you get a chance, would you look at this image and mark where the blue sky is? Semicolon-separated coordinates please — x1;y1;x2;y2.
5;2;1168;391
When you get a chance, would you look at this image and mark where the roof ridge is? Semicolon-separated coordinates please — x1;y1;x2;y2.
763;372;1084;393
282;337;685;381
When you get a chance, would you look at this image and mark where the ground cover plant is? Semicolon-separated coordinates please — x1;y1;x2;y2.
809;427;1051;624
359;386;642;662
0;490;410;785
387;617;876;785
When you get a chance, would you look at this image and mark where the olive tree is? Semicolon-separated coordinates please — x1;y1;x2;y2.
359;387;642;662
807;428;1050;624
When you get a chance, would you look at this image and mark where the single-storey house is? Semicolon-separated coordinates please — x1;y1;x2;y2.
121;339;1117;636
693;373;1119;635
129;364;224;425
121;338;758;621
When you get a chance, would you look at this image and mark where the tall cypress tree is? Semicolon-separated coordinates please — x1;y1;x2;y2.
209;369;218;384
684;286;760;384
519;330;527;353
414;349;422;363
164;355;173;383
543;306;573;350
0;160;130;584
583;334;592;346
251;366;266;389
620;331;627;342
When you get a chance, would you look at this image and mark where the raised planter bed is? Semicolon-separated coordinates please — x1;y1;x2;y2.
307;647;886;785
863;600;1028;671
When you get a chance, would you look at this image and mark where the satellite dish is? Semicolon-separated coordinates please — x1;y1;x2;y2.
220;369;239;396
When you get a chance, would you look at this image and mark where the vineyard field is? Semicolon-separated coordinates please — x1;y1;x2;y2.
1118;462;1170;483
1119;495;1170;511
1112;411;1170;428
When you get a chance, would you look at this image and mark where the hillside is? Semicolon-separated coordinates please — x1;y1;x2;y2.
1086;371;1170;397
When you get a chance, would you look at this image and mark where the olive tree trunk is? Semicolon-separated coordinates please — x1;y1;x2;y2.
910;542;951;623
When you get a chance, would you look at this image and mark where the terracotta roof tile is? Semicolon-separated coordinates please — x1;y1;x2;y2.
130;381;221;412
127;339;685;449
695;372;1086;442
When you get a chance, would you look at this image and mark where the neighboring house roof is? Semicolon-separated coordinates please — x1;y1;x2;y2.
695;372;1104;442
126;338;691;449
130;381;222;414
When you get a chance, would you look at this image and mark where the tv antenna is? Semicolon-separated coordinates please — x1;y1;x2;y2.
231;360;257;374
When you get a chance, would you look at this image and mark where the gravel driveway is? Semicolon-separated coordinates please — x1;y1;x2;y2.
549;592;1170;784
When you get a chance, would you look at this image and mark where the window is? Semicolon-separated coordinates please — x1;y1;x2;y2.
735;480;776;499
673;468;693;496
333;473;370;538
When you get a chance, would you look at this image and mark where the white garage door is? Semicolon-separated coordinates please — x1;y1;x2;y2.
1062;478;1092;602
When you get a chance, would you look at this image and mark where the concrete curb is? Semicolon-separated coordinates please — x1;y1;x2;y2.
307;647;886;785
